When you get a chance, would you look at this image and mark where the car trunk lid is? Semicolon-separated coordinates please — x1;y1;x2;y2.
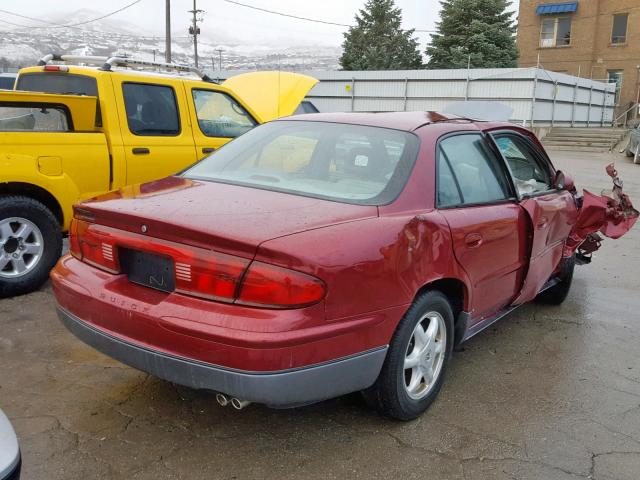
76;176;378;259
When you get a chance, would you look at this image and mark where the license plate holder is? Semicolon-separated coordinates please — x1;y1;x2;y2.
119;248;175;293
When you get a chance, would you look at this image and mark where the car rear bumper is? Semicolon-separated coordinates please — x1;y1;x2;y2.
57;306;387;407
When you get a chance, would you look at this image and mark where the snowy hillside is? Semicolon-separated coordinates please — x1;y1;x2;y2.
0;9;341;71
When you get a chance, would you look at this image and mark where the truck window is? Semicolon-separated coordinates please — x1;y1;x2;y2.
16;73;101;126
0;104;70;131
122;83;180;136
16;73;98;96
192;89;256;138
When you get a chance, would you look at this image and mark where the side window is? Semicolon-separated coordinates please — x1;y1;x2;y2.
438;134;509;206
493;135;552;196
122;83;180;136
0;105;69;131
192;89;256;138
437;154;463;207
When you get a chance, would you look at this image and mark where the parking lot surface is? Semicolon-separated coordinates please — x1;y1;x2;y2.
1;150;639;480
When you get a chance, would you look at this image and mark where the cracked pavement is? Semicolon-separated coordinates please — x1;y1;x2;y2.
1;150;639;479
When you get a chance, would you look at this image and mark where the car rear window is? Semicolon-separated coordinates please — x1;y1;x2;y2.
16;72;101;126
184;120;420;205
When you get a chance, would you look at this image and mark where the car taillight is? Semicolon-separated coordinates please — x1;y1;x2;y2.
69;217;326;309
69;218;119;273
174;251;248;302
236;261;326;308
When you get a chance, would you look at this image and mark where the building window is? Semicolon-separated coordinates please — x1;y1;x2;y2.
611;13;628;44
540;17;571;48
607;70;624;104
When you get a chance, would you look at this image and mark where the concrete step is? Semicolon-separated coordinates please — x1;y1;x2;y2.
543;135;622;142
543;145;612;152
543;139;614;146
550;128;628;134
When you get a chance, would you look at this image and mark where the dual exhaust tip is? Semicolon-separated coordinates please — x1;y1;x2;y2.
216;393;251;410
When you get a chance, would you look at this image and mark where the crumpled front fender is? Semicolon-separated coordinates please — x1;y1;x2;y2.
565;163;639;262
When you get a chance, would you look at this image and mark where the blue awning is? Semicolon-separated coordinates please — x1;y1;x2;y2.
536;2;578;15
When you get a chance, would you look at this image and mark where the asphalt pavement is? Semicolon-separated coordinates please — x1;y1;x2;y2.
1;150;639;480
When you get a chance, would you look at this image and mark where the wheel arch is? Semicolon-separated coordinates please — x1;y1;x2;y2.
413;277;470;346
0;182;64;227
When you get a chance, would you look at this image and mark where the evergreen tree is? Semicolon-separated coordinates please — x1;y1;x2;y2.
426;0;518;69
340;0;423;70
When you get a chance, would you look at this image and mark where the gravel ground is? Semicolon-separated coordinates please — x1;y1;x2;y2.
1;149;639;480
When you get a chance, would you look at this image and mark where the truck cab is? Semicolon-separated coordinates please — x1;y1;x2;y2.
0;54;317;297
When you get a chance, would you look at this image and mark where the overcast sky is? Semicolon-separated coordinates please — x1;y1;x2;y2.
0;0;519;48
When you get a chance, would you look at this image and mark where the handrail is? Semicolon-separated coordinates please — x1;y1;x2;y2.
36;53;216;84
613;102;638;128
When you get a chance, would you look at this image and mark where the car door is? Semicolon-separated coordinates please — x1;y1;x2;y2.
114;79;198;185
437;133;529;320
185;85;258;160
490;131;578;305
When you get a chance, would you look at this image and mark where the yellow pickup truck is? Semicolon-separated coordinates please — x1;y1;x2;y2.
0;54;317;297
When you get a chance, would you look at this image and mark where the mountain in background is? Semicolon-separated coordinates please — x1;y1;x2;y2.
0;9;341;71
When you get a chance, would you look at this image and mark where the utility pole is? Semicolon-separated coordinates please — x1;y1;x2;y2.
165;0;171;63
215;48;224;71
188;0;204;68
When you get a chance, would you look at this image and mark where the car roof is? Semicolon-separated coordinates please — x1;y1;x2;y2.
282;111;492;132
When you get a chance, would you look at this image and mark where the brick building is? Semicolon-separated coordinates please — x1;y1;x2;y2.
517;1;640;116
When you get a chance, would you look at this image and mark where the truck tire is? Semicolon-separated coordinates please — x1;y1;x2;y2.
361;291;454;421
0;196;62;297
536;255;575;305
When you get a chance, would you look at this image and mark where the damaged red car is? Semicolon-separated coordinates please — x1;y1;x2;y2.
51;112;637;420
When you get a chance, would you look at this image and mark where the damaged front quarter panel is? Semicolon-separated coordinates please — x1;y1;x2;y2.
565;163;639;264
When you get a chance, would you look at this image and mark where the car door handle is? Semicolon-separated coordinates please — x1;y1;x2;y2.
464;233;483;248
132;147;150;155
202;147;215;154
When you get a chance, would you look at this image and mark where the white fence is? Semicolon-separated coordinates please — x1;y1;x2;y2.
213;68;617;127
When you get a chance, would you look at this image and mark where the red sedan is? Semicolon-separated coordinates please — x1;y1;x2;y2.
51;112;637;420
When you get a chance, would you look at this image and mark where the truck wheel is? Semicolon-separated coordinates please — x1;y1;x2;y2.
362;291;454;421
0;196;62;298
536;255;575;305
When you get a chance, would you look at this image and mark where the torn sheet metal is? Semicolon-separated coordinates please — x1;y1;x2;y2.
565;163;639;261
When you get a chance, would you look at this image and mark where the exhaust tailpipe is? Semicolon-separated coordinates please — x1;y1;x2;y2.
230;398;251;410
216;393;230;407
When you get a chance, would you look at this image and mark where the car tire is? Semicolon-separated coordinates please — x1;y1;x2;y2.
362;290;454;421
625;148;634;158
536;255;575;305
0;196;62;298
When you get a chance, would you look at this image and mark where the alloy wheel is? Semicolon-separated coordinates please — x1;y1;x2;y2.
0;217;44;278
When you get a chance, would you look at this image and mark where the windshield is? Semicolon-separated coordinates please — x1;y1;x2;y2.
183;120;420;205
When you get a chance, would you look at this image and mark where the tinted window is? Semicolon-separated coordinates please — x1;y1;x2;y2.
184;121;420;205
493;135;552;196
439;134;509;205
192;89;256;138
0;105;69;131
16;73;98;96
123;83;180;136
0;76;15;90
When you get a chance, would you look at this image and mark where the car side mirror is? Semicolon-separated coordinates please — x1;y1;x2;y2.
554;170;575;191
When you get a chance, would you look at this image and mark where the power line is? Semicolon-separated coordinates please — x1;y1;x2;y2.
221;0;436;32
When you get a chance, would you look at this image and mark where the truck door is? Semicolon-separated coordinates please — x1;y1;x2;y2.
185;84;258;160
437;133;528;319
114;79;198;185
490;132;578;305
